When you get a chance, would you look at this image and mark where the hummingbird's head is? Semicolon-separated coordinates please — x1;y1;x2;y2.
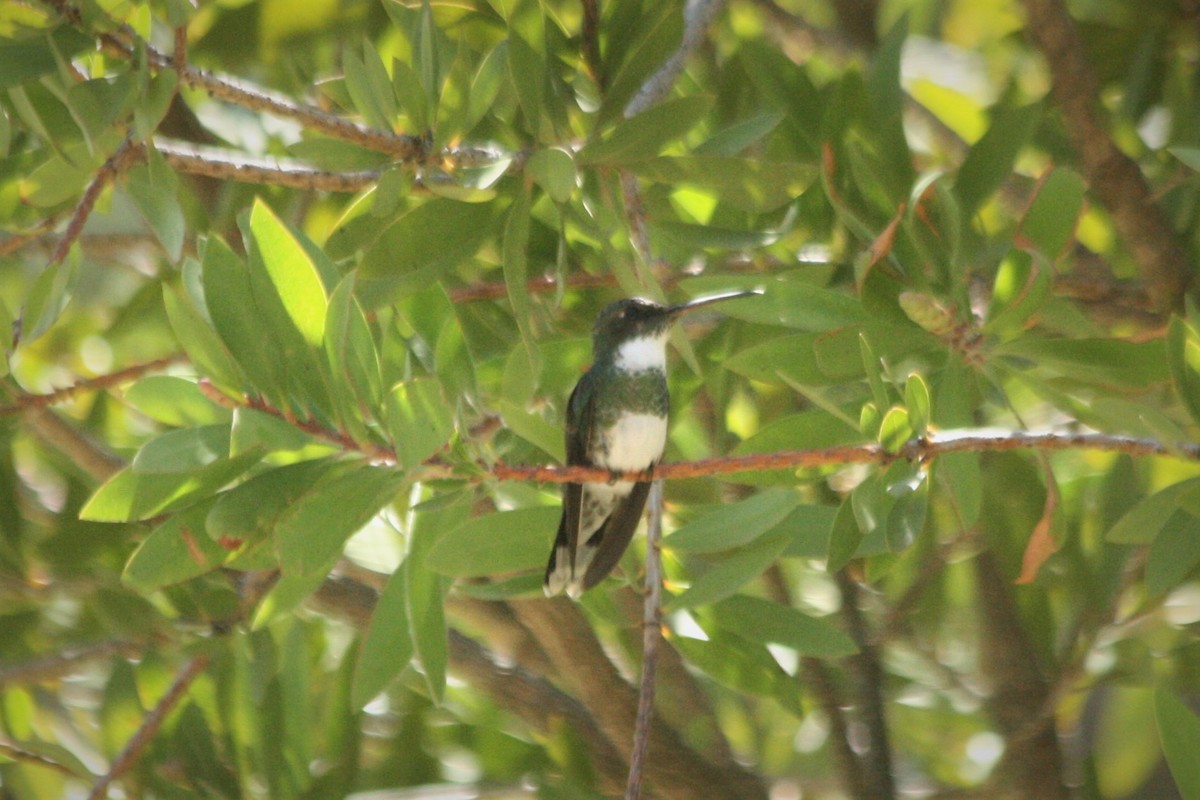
589;290;762;365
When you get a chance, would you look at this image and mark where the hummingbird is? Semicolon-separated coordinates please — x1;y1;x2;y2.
543;289;761;598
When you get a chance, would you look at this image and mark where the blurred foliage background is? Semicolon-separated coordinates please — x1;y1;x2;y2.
2;0;1200;798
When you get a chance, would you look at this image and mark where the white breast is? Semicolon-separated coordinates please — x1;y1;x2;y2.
614;334;668;371
601;412;668;472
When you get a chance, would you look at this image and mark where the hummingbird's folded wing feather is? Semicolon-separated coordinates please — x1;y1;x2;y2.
543;374;595;596
581;479;651;592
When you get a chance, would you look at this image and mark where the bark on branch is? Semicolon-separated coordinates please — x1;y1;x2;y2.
1020;0;1193;311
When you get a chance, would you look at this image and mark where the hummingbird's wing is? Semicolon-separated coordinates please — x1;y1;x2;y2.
543;375;595;597
579;479;651;592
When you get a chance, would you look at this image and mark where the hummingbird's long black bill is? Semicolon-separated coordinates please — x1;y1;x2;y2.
666;288;764;317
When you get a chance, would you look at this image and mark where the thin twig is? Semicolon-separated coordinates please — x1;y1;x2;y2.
43;135;139;272
0;355;185;417
86;654;210;800
625;0;729;117
0;216;62;258
0;640;144;687
580;0;605;89
152;139;383;192
0;741;83;777
624;480;664;800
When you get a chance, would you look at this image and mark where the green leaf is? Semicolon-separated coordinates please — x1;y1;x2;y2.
1145;509;1200;596
690;277;866;331
124;376;229;427
733;411;865;456
1015;168;1085;260
826;499;863;572
666;489;801;553
352;567;413;707
275;466;404;575
201;237;285;401
904;374;931;437
1107;478;1200;544
727;326;933;388
133;68;178;141
707;595;859;658
885;468;928;552
1168;316;1200;428
0;27;94;90
666;530;792;611
498;400;565;463
22;243;81;343
162;282;244;390
122;500;225;593
578;95;714;165
343;40;397;131
206;460;336;551
1170;146;1200;173
1156;690;1200;800
695;111;785;156
80;450;262;523
526;147;576;203
984;249;1053;337
506;33;543;134
670;633;801;714
125;149;186;263
229;408;322;456
502;183;540;379
358;198;501;281
997;337;1169;389
405;496;465;703
954;102;1042;219
248;199;328;347
424;506;559;577
131;425;230;473
780;504;840;558
325;274;382;442
628;156;814;213
385;378;455;469
878;406;912;453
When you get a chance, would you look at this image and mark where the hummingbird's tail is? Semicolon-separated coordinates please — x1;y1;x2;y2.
543;514;575;598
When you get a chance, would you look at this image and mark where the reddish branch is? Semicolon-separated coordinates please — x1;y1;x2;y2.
495;430;1200;484
1019;0;1193;312
41;136;139;275
0;356;185;417
86;654;210;800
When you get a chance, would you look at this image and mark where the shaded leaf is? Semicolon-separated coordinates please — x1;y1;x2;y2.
425;506;559;577
707;594;858;658
666;489;801;553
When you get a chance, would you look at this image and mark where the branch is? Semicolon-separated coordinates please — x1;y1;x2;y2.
20;407;126;482
86;654;210;800
1019;0;1193;312
0;740;83;778
510;598;766;800
625;480;664;800
0;356;185;417
763;565;869;799
153;139;382;193
836;572;896;799
625;0;728;117
310;575;629;794
494;430;1200;485
0;640;144;688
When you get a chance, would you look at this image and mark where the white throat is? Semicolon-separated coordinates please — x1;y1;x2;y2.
613;333;668;371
